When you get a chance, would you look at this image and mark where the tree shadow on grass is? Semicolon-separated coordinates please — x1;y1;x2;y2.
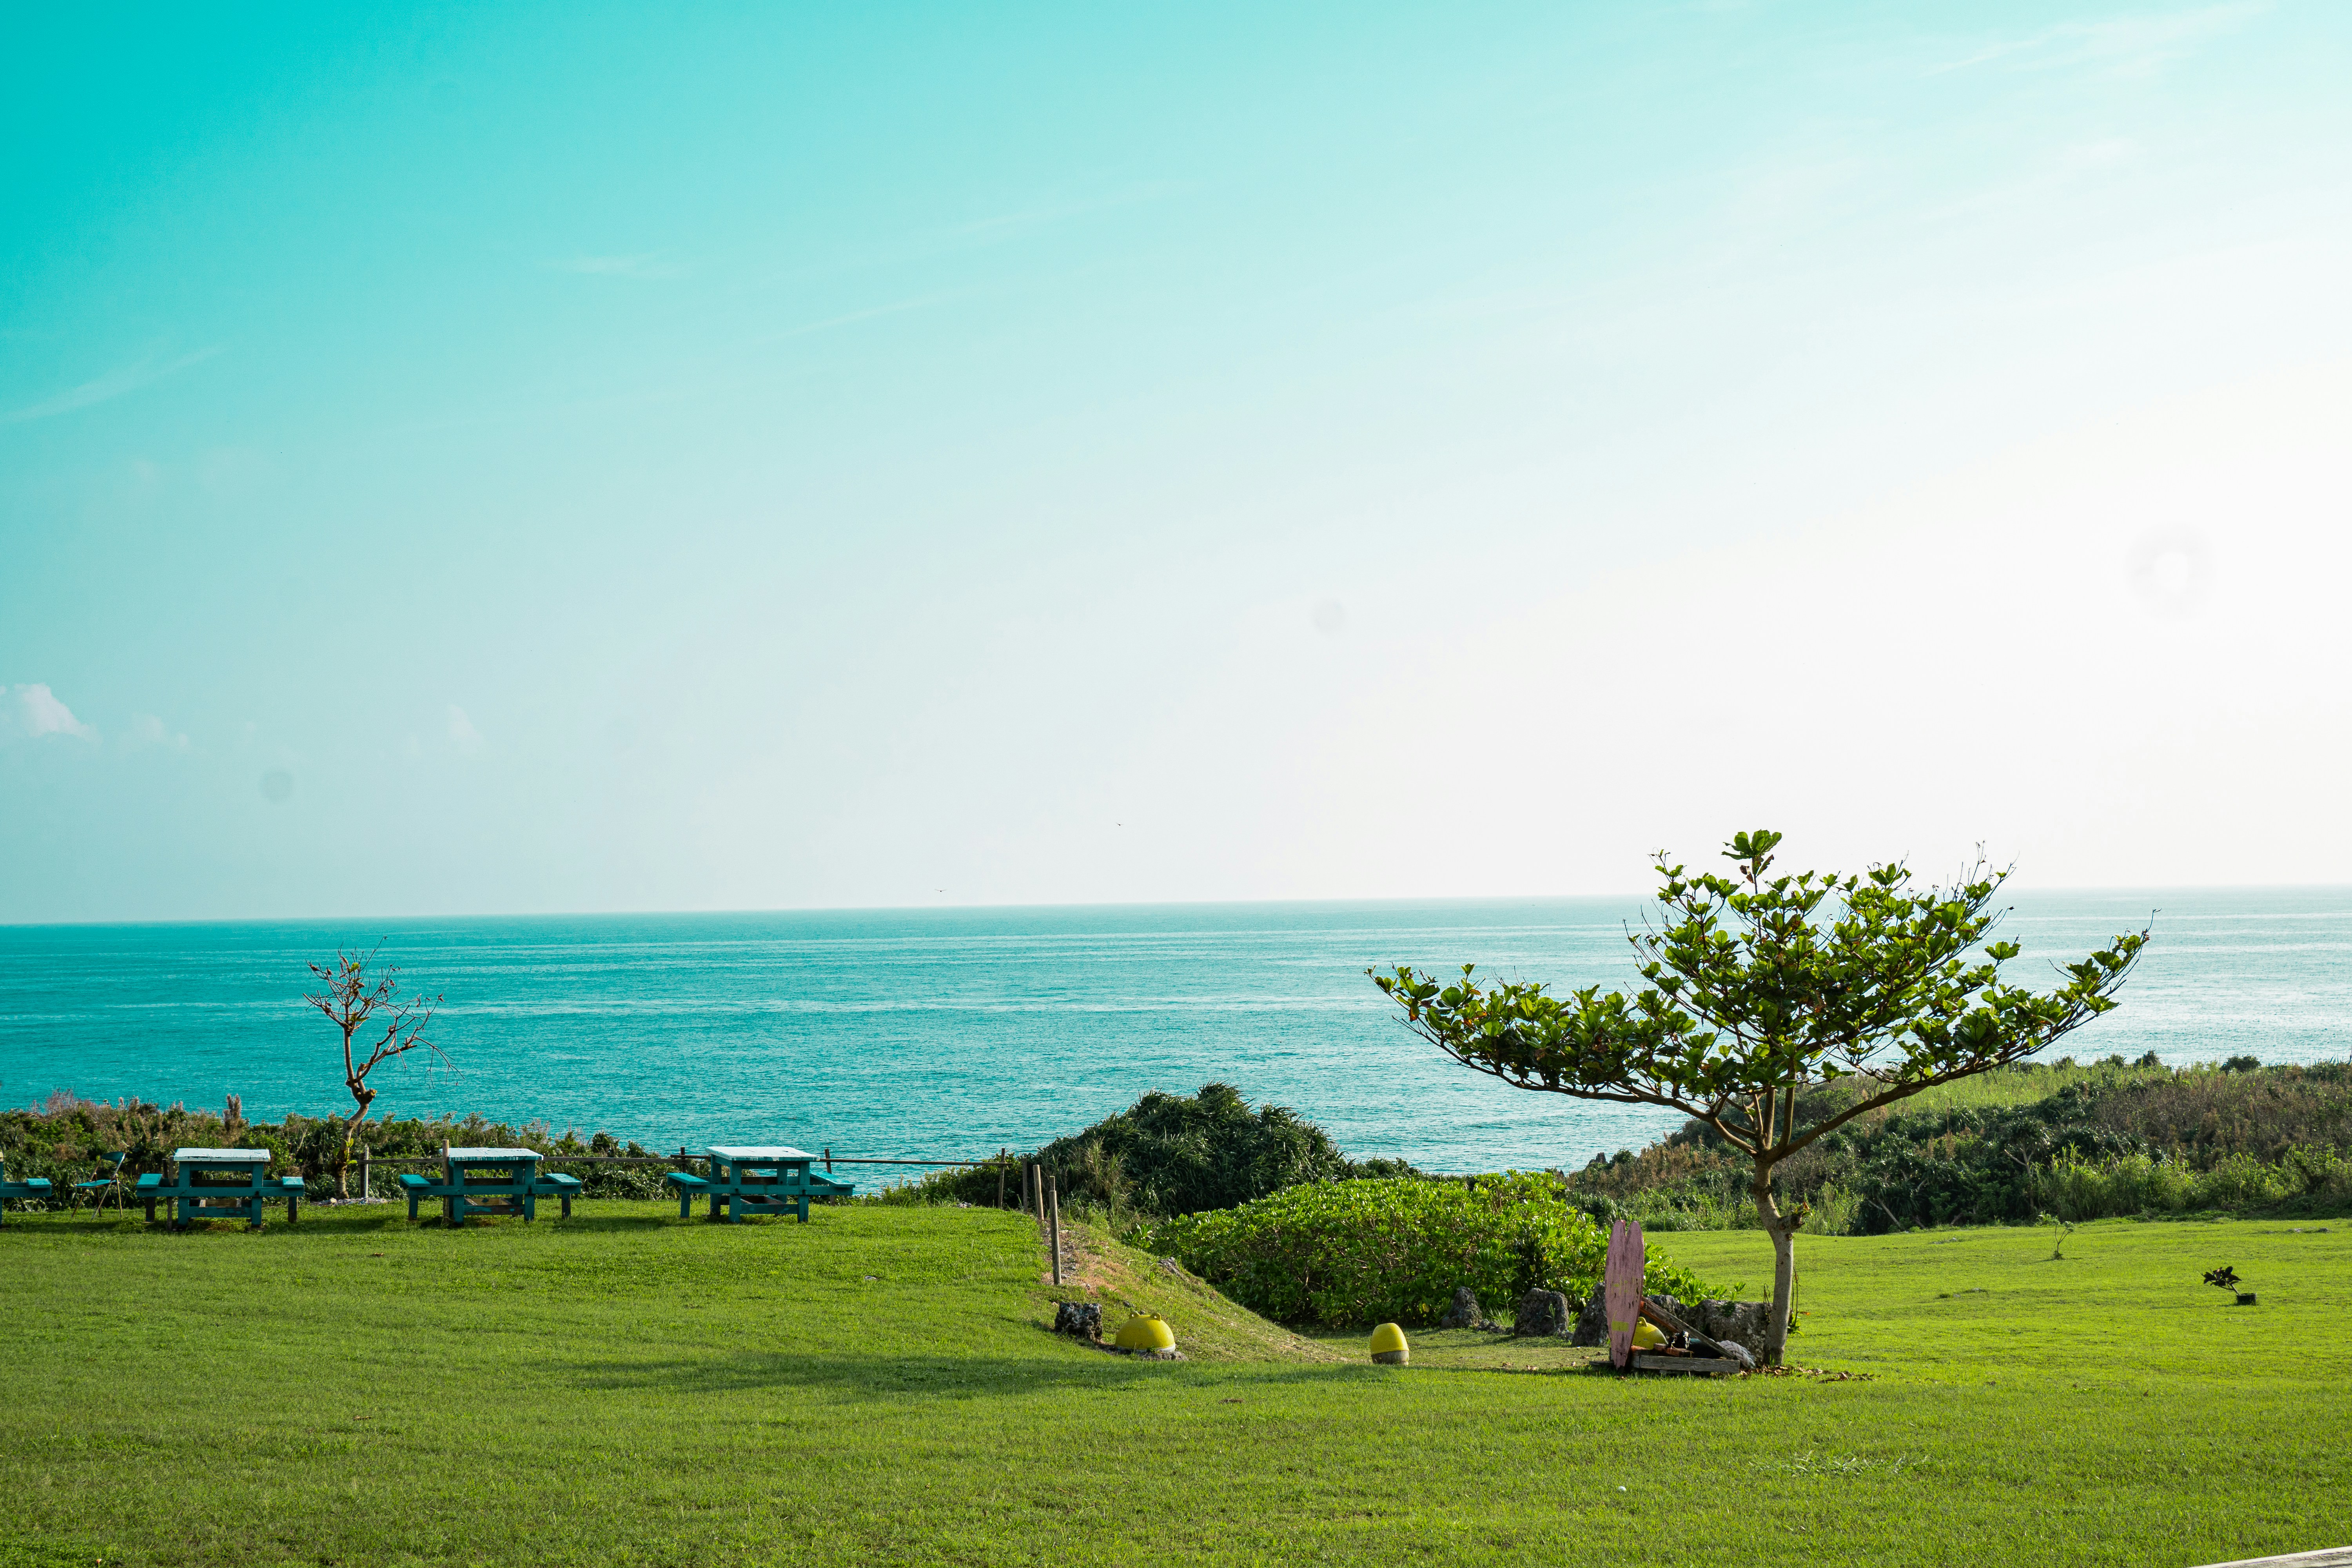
566;1345;1387;1401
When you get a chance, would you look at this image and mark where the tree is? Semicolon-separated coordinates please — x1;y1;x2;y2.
1370;830;2146;1364
305;947;448;1197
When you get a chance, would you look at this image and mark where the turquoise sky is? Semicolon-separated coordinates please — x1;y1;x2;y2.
6;3;2351;920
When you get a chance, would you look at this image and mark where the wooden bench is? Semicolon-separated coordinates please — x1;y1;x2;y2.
0;1161;53;1226
535;1172;583;1218
662;1171;711;1219
396;1172;441;1221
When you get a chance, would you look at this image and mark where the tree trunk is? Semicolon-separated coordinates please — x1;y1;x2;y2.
337;1094;374;1200
1753;1166;1800;1366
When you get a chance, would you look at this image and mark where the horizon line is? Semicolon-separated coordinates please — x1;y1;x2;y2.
4;881;2346;931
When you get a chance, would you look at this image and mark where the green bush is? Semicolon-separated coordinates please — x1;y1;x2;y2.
1146;1174;1737;1328
899;1082;1419;1224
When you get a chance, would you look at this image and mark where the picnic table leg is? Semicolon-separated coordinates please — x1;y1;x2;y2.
523;1190;536;1223
288;1191;299;1226
559;1191;573;1219
676;1188;691;1220
797;1195;809;1223
708;1192;721;1222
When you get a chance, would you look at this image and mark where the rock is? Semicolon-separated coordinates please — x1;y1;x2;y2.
1710;1337;1756;1369
1513;1288;1572;1338
1682;1298;1774;1357
1439;1287;1488;1329
1570;1285;1610;1347
1053;1300;1103;1341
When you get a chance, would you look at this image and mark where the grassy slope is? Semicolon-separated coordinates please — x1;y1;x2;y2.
0;1202;2346;1567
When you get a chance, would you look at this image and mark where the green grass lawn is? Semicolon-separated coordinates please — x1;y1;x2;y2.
1;1201;2345;1567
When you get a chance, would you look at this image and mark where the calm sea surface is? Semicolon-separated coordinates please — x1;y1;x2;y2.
2;891;2345;1174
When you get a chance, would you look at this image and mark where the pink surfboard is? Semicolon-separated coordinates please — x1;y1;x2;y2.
1604;1218;1645;1368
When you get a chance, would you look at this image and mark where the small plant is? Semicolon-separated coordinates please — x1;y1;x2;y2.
2202;1265;2241;1293
2051;1223;2074;1260
306;946;449;1198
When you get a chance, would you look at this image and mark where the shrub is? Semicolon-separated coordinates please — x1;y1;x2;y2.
898;1082;1418;1223
1147;1174;1736;1328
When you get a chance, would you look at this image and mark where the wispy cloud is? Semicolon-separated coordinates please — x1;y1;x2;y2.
2;684;97;742
124;713;190;753
0;345;225;425
547;253;690;279
754;291;964;346
1930;2;2269;77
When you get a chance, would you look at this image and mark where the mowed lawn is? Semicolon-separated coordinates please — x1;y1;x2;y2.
0;1203;2345;1568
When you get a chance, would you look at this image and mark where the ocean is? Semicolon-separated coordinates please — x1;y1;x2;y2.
2;890;2345;1174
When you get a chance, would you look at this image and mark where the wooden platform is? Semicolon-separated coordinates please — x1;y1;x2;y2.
1632;1354;1744;1375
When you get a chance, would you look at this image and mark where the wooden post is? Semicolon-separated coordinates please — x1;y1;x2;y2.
996;1147;1007;1209
823;1146;832;1174
359;1147;371;1201
1032;1162;1044;1225
1047;1176;1062;1287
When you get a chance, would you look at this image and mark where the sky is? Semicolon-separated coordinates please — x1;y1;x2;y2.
4;2;2351;922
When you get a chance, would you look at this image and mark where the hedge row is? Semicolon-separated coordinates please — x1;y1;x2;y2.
1147;1173;1736;1328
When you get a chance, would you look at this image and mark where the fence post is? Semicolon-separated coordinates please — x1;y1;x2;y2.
1047;1176;1062;1287
996;1147;1007;1209
359;1147;371;1202
824;1146;832;1174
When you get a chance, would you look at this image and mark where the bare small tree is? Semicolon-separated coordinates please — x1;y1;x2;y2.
305;946;448;1198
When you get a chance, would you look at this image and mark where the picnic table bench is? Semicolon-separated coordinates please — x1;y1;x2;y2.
396;1147;583;1226
140;1149;305;1229
666;1146;853;1223
0;1160;54;1226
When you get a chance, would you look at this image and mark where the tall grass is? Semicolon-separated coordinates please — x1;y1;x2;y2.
2033;1147;2352;1221
1896;1060;2172;1114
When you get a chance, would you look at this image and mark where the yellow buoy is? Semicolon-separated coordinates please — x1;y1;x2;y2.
1369;1322;1409;1365
1114;1313;1176;1352
1631;1318;1666;1350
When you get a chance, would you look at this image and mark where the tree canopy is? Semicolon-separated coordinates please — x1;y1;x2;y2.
1371;829;2147;1361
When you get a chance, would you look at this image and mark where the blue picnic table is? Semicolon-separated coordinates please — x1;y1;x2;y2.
0;1160;54;1226
665;1145;854;1223
396;1147;582;1226
139;1148;305;1229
